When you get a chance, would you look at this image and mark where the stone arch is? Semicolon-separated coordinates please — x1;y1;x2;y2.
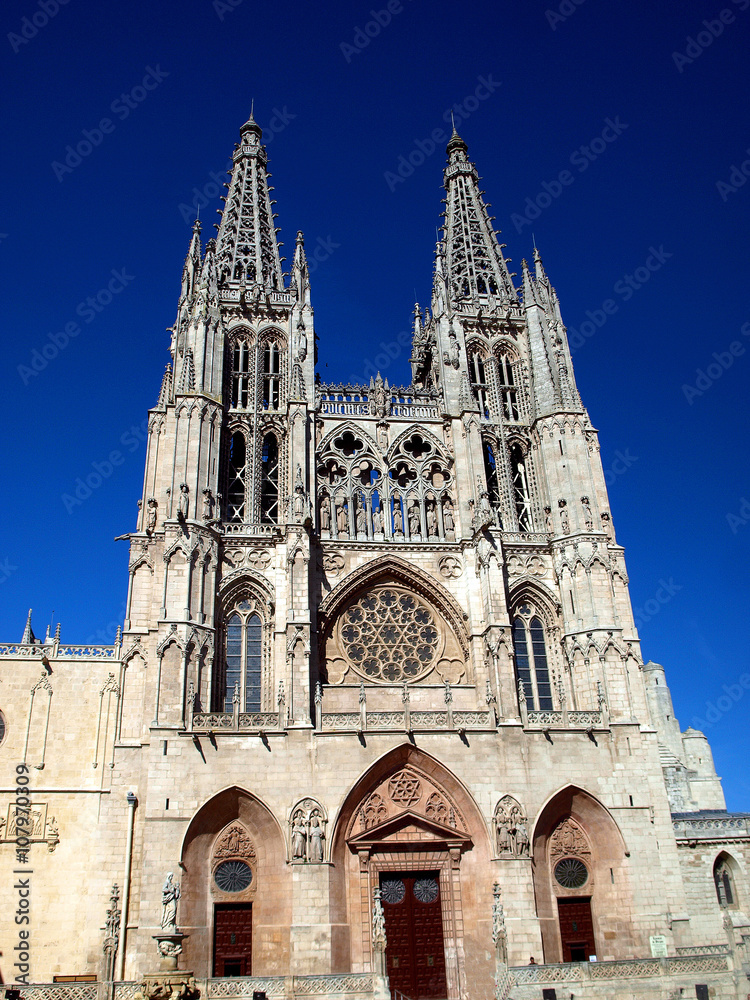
318;421;381;460
713;850;742;909
328;745;493;994
179;785;290;978
531;785;633;963
387;424;450;466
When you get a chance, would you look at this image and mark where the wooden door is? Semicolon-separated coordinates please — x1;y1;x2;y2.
557;897;596;962
380;873;447;1000
213;903;252;977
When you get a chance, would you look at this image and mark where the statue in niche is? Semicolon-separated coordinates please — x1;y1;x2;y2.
495;814;511;855
161;872;181;931
296;322;307;362
426;503;437;537
356;500;367;536
494;796;529;857
308;811;325;862
146;497;158;535
581;496;593;531
372;504;383;534
408;501;420;537
443;499;455;534
601;511;613;540
177;483;189;519
202;489;214;522
558;498;569;534
544;505;553;534
319;495;331;532
336;497;348;536
392;496;403;534
291;811;307;860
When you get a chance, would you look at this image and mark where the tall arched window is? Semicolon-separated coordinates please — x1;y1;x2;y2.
260;433;279;523
714;855;737;908
513;605;553;710
232;339;252;408
483;441;501;523
496;353;520;421
262;342;281;410
469;352;490;419
223;603;262;711
510;443;532;531
227;431;247;522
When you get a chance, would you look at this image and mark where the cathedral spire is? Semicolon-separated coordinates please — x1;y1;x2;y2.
215;112;285;291
439;130;517;308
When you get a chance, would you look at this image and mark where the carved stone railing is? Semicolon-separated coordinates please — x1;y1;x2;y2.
17;987;99;1000
500;531;550;545
673;813;750;840
222;522;278;536
675;944;729;955
317;382;439;420
191;711;283;733
510;953;730;986
320;709;493;732
524;709;603;730
24;976;375;1000
0;643;118;659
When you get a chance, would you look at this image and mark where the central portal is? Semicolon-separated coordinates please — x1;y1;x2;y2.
380;872;447;1000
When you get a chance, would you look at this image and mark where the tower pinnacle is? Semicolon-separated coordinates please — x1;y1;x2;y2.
215;112;284;291
439;131;517;308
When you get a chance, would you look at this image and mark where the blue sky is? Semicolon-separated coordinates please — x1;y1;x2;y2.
2;0;749;806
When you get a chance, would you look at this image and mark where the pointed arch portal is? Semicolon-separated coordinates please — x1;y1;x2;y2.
330;745;493;1000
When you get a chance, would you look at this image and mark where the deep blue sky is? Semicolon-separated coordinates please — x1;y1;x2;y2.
2;0;749;806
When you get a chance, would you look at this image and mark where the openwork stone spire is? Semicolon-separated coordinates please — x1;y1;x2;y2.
440;129;517;307
215;112;284;290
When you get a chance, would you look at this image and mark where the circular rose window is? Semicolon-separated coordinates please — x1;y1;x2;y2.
214;860;253;892
338;587;440;683
554;857;589;889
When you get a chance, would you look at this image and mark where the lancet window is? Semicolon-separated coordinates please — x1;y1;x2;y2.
496;352;521;421
510;442;532;531
714;856;736;908
232;339;252;408
512;605;553;711
227;431;247;522
469;351;490;419
214;599;264;712
482;441;502;524
260;433;280;524
262;341;281;410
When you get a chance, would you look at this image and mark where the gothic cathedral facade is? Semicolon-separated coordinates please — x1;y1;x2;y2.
1;115;749;1000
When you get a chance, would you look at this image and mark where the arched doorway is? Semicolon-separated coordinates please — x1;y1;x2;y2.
531;786;633;963
330;745;493;1000
179;786;291;978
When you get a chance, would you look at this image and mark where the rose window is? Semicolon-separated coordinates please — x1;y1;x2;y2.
338;588;441;683
413;878;439;903
381;879;406;904
214;860;253;892
554;857;589;889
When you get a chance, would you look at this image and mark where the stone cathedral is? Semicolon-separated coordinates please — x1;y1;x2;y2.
1;115;749;1000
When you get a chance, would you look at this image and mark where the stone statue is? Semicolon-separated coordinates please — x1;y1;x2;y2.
292;811;307;860
372;887;387;949
372;504;383;534
443;499;454;533
308;811;325;862
558;498;569;534
581;496;593;531
408;501;420;537
392;497;403;534
161;872;181;931
319;495;331;531
356;501;367;536
336;497;348;536
146;497;158;534
426;503;437;537
177;484;189;519
202;489;214;522
544;505;553;534
516;820;530;856
496;815;511;855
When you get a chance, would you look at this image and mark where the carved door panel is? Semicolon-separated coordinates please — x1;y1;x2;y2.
213;903;252;976
557;897;595;962
380;873;447;1000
